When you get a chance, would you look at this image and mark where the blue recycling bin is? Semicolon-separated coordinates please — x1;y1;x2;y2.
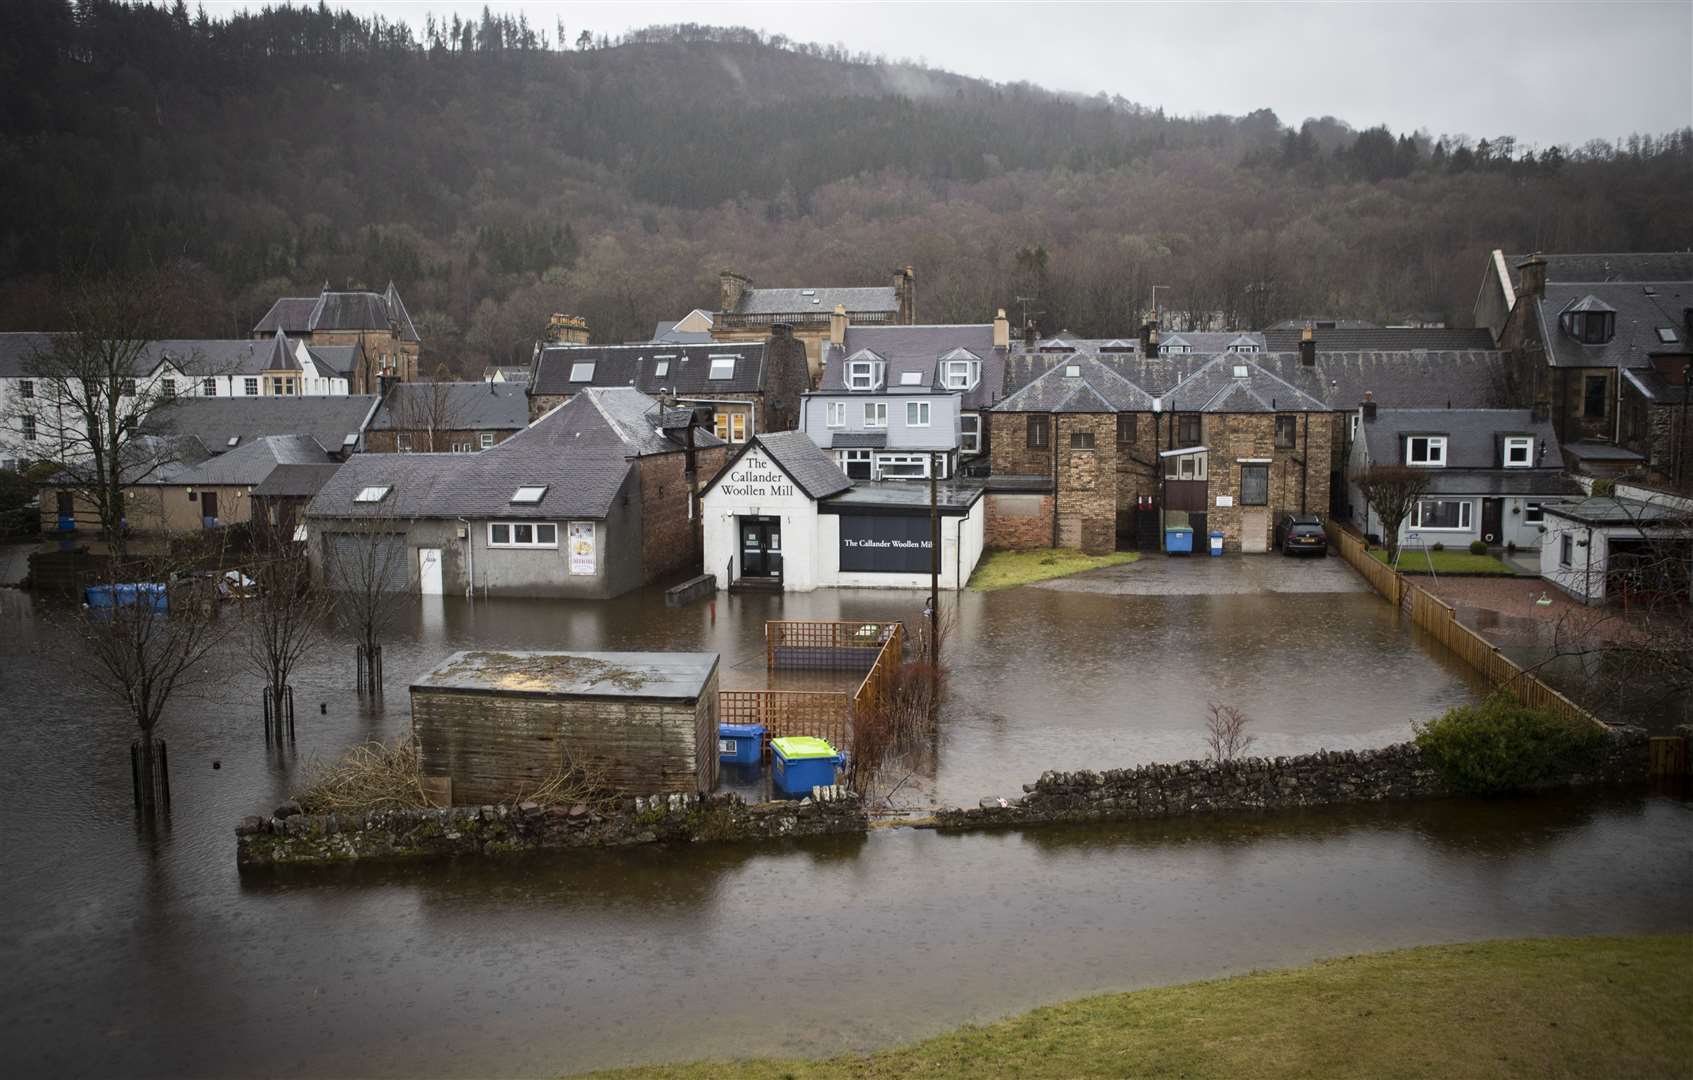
1165;526;1194;554
1209;531;1225;556
718;722;766;766
770;736;842;797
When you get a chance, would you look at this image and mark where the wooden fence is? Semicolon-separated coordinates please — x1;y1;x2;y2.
851;622;906;726
718;690;851;754
1327;517;1604;731
766;620;903;670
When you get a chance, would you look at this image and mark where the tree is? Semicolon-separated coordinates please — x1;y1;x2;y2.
237;542;331;738
384;366;466;452
1356;464;1431;559
1203;702;1255;762
576;28;592;50
320;500;415;695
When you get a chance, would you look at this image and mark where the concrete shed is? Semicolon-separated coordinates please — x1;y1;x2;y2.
411;650;720;803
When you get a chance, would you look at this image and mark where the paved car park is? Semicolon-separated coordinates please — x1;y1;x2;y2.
1033;550;1367;595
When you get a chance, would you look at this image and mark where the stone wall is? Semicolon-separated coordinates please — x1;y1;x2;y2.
237;786;866;868
985;491;1053;550
638;445;727;583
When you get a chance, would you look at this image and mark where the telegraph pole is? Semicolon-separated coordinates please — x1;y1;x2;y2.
929;451;940;667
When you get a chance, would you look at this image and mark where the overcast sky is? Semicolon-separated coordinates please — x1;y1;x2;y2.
210;1;1691;147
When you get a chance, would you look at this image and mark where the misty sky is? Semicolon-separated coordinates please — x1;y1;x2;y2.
205;1;1691;147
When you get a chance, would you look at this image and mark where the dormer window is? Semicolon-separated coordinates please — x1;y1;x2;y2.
1163;336;1191;355
1503;437;1533;468
846;354;884;390
943;359;980;390
1228;336;1261;354
1406;435;1446;467
1559;297;1616;345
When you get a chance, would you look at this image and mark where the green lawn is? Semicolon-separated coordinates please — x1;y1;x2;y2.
572;935;1693;1080
967;548;1139;591
1368;547;1515;575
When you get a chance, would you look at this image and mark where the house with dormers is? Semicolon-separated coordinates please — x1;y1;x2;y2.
1347;404;1580;551
253;282;421;392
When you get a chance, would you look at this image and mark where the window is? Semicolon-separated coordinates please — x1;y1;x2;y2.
568;362;596;382
1117;414;1136;445
488;521;558;548
18;380;32;399
1412;499;1471;530
1525;501;1544;524
1240;464;1269;506
21;416;36;441
847;361;878;390
826;402;846;428
1350;413;1360;440
943;360;978;390
1582;374;1607;419
729;413;747;442
1563;310;1614;344
1657;327;1679;344
1232;364;1250;378
244;377;259;396
653;360;670;377
1177;414;1201;447
1027;414;1049;449
1064;364;1081;377
511;485;548;504
160;378;175;398
876;453;931;480
271;377;297;396
708;357;736;381
1406;436;1446;466
863;402;888;428
353;486;391;503
451;441;472;453
479;432;495;449
122;379;137;396
1503;436;1533;467
1164;344;1191;355
959;414;981;454
396;432;413;452
1165;452;1208;480
1560;533;1573;567
899;371;924;386
906;401;930;427
1070;430;1095;450
839;449;873;480
1232;344;1261;354
1275;414;1297;449
203;378;217;396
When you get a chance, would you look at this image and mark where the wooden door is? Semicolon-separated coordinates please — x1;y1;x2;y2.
1481;499;1503;545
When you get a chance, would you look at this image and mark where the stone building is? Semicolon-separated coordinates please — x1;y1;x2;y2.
364;381;529;454
253;282;421;392
710;267;916;376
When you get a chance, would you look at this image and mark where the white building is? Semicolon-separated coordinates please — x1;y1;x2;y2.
1538;496;1693;604
702;431;986;592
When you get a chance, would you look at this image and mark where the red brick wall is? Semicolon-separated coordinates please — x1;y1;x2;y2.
636;445;728;582
985;492;1053;550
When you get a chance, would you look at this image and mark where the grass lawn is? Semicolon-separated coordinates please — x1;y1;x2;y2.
573;935;1693;1080
1368;547;1515;575
967;548;1139;590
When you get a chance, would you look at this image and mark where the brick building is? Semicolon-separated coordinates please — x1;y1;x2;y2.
710;267;916;377
365;381;529;453
253;283;421;393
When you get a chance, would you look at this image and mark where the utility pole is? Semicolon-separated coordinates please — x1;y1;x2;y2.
929;451;940;668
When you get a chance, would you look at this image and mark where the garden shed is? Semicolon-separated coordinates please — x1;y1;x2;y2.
410;650;720;804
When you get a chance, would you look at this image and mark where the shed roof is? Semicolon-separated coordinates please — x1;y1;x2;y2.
413;650;719;700
1539;496;1693;528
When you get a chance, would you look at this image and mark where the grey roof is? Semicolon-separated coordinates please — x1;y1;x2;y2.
996;354;1323;414
531;342;766;396
1161;356;1329;413
820;480;986;514
252;463;344;499
731;286;897;317
995;356;1156;413
821;324;1009;410
1420;471;1584;497
1267;318;1382;331
1533;281;1693;369
414;650;719;700
308;388;715;522
728;431;853;500
1539;496;1692;527
1560;440;1646;463
1262;327;1496;352
369;381;529;432
1508;252;1693;285
648;321;713;345
144;395;380;455
829;432;888;448
162;434;337;488
1360;409;1564;470
482;365;530;383
252;283;420;343
250;298;316;336
0;332;182;379
308;345;360;379
1622;365;1690;405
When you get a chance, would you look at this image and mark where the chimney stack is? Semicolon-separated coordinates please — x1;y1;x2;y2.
992;308;1010;349
1023;319;1037;348
546;313;589;345
1530;399;1551;421
1140;314;1159;355
829;304;848;345
1518;253;1548;299
1361;390;1377;422
894;265;916;324
1299;324;1316;367
719;270;751;313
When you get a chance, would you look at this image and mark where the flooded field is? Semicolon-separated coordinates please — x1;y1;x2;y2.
1;575;1685;1078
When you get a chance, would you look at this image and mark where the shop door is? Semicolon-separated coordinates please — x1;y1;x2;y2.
739;518;783;579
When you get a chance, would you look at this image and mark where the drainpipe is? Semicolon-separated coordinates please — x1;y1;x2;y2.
1300;412;1309;513
1051;414;1060;549
1584;525;1594;603
457;516;475;598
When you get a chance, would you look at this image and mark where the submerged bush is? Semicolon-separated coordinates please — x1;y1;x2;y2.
1414;693;1604;795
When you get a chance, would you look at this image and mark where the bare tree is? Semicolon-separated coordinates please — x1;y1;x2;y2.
1203;702;1255;762
320;502;415;695
68;550;231;817
1356;464;1432;560
382;365;468;453
237;541;332;737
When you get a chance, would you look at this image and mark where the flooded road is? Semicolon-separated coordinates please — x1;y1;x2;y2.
1;581;1685;1077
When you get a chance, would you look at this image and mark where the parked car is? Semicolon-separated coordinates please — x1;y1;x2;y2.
1274;513;1328;556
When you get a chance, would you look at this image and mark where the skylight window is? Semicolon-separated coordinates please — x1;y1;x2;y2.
511;485;548;504
1064;364;1081;377
354;486;391;503
654;360;670;376
708;357;736;380
1657;328;1679;344
1233;365;1250;378
568;362;596;382
226;436;240;447
899;371;924;385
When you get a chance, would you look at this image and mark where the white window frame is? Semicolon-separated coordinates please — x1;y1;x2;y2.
1412;499;1472;531
708;357;736;381
396;432;413;452
1406;435;1447;467
450;441;472;453
838;449;873;479
568;362;596;382
1503;437;1533;468
487;521;559;548
906;400;931;427
202;378;217;396
479;432;495;449
729;413;747;442
653;360;670;377
353;485;390;504
1164;451;1208;481
826;402;846;428
1524;500;1544;524
875;453;931;480
21;415;36;441
18;380;33;399
160;378;175;398
244;377;259;396
847;361;878;391
959;413;981;454
863;401;888;428
943;360;978;390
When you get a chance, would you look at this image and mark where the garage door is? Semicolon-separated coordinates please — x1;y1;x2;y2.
321;531;411;593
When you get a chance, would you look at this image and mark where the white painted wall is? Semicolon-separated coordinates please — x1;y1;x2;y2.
701;448;823;590
817;497;985;591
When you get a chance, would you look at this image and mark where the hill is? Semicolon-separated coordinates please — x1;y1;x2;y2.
2;1;1689;372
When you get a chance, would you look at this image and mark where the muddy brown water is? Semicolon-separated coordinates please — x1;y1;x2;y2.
1;584;1688;1077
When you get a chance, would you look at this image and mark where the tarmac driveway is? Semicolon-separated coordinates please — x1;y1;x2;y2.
1034;550;1367;596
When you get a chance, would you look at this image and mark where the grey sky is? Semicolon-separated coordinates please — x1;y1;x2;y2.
209;1;1691;146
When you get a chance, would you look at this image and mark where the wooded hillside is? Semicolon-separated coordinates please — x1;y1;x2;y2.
3;0;1689;373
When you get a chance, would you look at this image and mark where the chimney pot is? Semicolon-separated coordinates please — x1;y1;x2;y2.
1517;253;1548;299
1299;324;1317;366
1361;391;1377;421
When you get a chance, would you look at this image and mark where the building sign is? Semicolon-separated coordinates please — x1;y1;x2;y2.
717;452;795;499
1215;495;1234;507
568;521;596;575
840;515;935;574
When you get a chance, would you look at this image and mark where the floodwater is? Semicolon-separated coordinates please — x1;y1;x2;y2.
1;580;1688;1077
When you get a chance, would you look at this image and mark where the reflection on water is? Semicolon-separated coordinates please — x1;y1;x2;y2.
2;586;1684;1078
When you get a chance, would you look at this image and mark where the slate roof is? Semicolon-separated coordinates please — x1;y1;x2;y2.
1420;471;1584;497
308;345;360;379
1359;409;1564;470
1560;440;1646;463
252;463;344;499
369;381;529;432
995;356;1156;413
731;286;897;317
1261;327;1496;352
820;324;1010;410
1622;365;1691;405
1532;281;1693;369
1267;318;1382;331
830;432;888;448
252;283;420;343
0;332;183;378
162;434;338;488
648;321;712;345
820;480;986;513
1540;495;1692;526
482;365;531;383
1507;252;1693;285
309;388;716;522
1161;356;1329;413
144;396;380;455
729;430;853;500
530;342;767;396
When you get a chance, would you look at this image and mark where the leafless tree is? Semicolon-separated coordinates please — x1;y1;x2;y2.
1356;464;1432;560
384;365;467;452
1203;702;1255;762
236;542;332;737
320;502;416;695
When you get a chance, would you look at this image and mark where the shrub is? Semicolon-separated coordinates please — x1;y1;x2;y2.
1431;542;1445;552
1414;693;1604;795
1469;539;1488;555
1591;478;1617;497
